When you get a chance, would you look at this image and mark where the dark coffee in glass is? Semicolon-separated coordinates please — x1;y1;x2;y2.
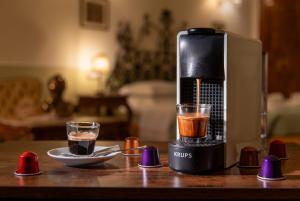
68;133;96;155
66;121;100;155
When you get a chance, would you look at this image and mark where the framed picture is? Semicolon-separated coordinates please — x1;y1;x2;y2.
80;0;109;30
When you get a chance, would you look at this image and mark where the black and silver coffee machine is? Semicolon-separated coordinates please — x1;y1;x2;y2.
168;28;263;174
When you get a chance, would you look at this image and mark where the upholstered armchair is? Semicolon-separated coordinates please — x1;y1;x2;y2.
0;77;42;141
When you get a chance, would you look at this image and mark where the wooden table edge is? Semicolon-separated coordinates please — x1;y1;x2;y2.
1;186;300;200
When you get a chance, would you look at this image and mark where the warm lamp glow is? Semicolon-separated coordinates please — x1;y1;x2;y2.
217;0;242;9
89;53;110;95
91;54;110;73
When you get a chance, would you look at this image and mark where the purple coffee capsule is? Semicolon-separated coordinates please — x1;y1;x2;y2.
257;155;285;181
138;146;162;168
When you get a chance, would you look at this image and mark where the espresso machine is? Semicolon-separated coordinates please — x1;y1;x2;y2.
168;28;263;174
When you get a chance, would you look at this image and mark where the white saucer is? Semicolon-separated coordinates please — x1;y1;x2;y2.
47;146;119;167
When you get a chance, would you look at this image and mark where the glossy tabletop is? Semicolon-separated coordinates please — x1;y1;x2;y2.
0;141;300;200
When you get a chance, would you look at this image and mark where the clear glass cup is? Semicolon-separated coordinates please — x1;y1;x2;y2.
66;121;100;155
177;104;211;144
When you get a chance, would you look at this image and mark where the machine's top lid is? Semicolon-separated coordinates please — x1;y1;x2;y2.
179;28;225;80
187;28;216;35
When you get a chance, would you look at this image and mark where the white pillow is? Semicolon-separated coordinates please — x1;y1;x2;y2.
289;92;300;101
268;92;285;103
286;92;300;106
119;80;176;97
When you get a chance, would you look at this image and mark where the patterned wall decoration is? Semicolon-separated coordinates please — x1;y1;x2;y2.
107;9;187;91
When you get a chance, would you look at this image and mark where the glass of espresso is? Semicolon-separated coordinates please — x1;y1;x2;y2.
66;121;100;155
177;104;211;144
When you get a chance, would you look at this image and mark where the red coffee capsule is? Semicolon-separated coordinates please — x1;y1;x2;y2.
15;151;41;176
269;140;288;159
238;146;259;168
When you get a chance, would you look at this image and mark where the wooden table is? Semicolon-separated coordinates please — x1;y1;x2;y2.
1;141;300;200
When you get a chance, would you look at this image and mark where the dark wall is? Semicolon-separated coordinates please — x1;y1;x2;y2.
260;0;300;97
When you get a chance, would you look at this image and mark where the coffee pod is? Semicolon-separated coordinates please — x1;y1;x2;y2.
257;155;285;181
124;137;140;156
238;146;259;168
269;140;288;159
138;146;162;168
15;151;41;176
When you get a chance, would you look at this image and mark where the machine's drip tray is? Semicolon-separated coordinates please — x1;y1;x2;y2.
168;140;225;174
175;139;224;147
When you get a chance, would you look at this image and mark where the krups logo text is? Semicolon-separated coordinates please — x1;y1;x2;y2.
174;152;192;159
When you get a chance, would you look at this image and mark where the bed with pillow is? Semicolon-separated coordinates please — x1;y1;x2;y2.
0;77;42;141
268;92;300;136
119;81;176;141
106;12;183;141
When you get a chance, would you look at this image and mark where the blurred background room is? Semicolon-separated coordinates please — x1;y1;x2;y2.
0;0;299;142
